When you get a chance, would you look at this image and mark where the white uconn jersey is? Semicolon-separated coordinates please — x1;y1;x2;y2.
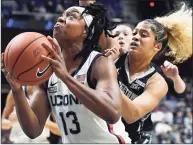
47;51;131;143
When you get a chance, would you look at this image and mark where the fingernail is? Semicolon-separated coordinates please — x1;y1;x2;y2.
41;43;47;47
47;36;52;39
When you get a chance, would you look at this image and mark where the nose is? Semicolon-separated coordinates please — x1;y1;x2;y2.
118;33;124;40
132;36;139;41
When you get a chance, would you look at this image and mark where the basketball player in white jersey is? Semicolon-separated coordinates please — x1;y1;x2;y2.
2;3;131;143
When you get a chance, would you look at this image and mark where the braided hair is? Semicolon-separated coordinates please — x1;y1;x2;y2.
74;3;117;59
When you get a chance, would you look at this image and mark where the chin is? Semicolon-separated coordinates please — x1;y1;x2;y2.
129;48;136;52
53;32;62;40
128;49;139;55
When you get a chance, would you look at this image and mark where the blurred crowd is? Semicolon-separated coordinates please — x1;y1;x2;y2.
151;77;192;143
2;0;122;21
2;0;192;27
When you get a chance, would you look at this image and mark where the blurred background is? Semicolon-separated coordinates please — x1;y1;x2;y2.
1;0;192;144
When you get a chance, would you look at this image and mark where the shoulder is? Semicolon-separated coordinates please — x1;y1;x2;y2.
91;55;117;79
147;72;167;85
93;55;116;70
146;72;168;93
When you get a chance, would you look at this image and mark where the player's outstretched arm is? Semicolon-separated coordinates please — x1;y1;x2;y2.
161;60;186;94
121;73;168;123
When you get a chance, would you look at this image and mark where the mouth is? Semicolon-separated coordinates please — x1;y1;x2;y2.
130;41;139;48
119;41;125;47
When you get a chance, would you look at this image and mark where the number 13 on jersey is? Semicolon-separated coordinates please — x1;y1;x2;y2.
59;111;81;135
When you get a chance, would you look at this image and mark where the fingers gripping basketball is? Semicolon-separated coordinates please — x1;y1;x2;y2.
4;32;53;85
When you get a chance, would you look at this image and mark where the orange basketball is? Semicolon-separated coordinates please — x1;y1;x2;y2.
4;32;53;86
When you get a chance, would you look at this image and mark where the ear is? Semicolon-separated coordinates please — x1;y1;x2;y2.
154;43;162;52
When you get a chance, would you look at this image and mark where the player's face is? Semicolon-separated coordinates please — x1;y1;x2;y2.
111;25;132;53
53;7;86;42
129;22;158;59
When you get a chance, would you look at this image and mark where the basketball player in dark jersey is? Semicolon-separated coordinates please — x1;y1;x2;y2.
104;23;187;143
105;23;186;95
105;4;192;144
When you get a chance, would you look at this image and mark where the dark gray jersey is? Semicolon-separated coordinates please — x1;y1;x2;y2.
115;53;157;143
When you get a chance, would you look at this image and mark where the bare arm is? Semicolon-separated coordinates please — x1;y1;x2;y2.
161;60;186;94
2;90;15;129
2;91;15;119
171;75;186;94
12;85;51;139
62;57;121;124
121;73;168;124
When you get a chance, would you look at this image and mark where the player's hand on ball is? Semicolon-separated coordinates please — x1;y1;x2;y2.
160;60;179;79
1;53;22;91
41;36;68;79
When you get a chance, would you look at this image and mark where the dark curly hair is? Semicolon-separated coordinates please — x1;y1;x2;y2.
74;3;117;59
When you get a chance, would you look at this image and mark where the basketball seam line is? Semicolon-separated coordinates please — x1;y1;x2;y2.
17;53;51;79
11;35;45;77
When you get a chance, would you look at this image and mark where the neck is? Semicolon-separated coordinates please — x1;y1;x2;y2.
128;55;152;75
59;40;84;73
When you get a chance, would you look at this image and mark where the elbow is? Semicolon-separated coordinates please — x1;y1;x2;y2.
105;109;121;124
26;131;41;139
27;134;38;139
176;87;186;94
122;110;141;124
124;116;139;124
23;127;41;139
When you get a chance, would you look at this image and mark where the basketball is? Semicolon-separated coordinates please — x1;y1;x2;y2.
4;32;53;86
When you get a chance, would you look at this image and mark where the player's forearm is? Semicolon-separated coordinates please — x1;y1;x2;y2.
62;74;120;124
79;0;96;6
121;93;141;124
171;75;186;94
2;107;13;119
12;88;42;138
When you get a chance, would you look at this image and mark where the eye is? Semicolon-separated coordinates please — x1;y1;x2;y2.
114;31;120;37
140;32;148;37
67;13;77;19
132;31;137;36
124;32;129;36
